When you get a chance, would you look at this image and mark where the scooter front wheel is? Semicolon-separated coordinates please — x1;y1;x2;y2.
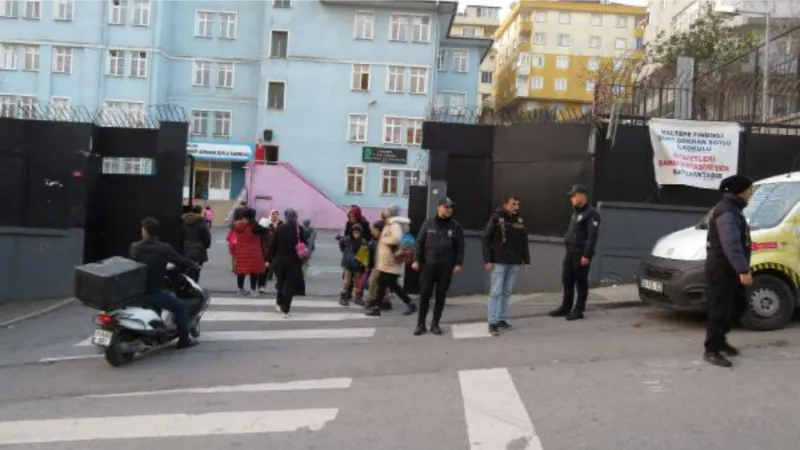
104;332;136;367
190;324;201;338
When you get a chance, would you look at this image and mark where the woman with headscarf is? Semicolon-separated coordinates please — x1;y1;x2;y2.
365;204;417;317
337;205;372;243
256;210;283;294
232;208;267;295
301;219;316;279
267;208;308;316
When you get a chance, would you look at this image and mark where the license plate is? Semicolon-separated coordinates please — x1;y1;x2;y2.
640;278;663;293
91;330;113;347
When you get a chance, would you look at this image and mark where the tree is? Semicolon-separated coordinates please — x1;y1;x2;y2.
582;51;645;117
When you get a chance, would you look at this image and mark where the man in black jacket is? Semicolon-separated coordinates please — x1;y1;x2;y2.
130;217;200;349
551;184;601;321
182;205;211;282
704;175;754;368
411;198;464;336
482;196;530;336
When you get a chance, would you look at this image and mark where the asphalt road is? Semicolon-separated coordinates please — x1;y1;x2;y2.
1;228;800;449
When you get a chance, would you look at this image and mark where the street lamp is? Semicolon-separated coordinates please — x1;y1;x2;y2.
714;5;771;123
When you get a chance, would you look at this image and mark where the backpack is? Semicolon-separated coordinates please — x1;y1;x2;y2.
392;222;416;263
295;226;310;260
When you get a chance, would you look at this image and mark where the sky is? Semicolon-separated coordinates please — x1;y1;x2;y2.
457;0;649;16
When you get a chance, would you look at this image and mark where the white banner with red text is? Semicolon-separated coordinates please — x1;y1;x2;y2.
648;118;740;190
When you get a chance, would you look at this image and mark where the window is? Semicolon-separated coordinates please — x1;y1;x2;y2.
589;36;601;49
587;58;599;71
109;0;125;24
0;0;18;17
559;12;570;24
383;117;403;144
555;78;567;91
267;81;285;109
192;61;211;86
402;170;419;196
352;64;370;91
103;101;145;127
273;0;291;8
616;15;627;28
406;119;422;146
0;44;17;70
195;11;213;38
436;51;446;70
590;13;601;26
613;84;623;94
530;77;543;89
52;47;72;74
586;81;595;92
213;111;231;137
386;66;405;93
107;49;124;76
51;96;70;113
270;30;288;58
0;95;37;119
132;0;149;26
518;53;531;68
53;0;73;21
615;38;627;50
556;55;569;69
532;54;544;68
409;67;427;94
102;157;155;176
389;15;409;41
220;12;237;39
411;16;431;42
743;182;800;230
217;63;234;88
354;11;374;40
381;169;399;195
129;51;147;78
614;59;624;70
23;0;40;19
453;51;468;72
461;27;476;38
557;34;570;47
23;45;39;71
533;32;545;45
481;70;492;83
347;114;367;142
533;11;546;23
190;110;208;136
345;166;364;195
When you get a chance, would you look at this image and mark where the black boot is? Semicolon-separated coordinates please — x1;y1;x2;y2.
403;302;417;316
414;324;427;336
566;310;584;321
497;321;512;330
364;300;381;316
549;306;569;317
339;292;349;307
704;351;733;368
354;297;365;306
380;301;393;311
721;343;740;357
430;323;443;335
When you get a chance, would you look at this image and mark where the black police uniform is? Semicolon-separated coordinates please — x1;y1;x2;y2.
705;189;751;361
556;201;601;319
415;214;465;331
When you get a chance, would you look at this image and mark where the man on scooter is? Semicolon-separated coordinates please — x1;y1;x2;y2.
130;217;201;349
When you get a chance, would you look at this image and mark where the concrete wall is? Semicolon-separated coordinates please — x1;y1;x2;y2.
0;228;84;303
589;201;708;285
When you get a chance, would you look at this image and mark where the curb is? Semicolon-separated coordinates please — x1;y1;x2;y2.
0;298;77;328
448;300;645;324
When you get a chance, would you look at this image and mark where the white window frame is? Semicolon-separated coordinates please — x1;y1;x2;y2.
589;36;601;49
0;0;19;18
389;14;410;42
383;116;404;145
217;62;235;88
273;0;291;8
129;51;147;78
556;55;569;70
616;15;627;28
530;76;543;90
132;0;150;27
453;51;468;73
23;45;39;71
435;91;466;113
586;81;596;93
518;53;531;68
270;29;289;58
53;0;74;21
533;11;546;23
267;80;286;110
559;12;570;24
381;168;400;196
353;10;374;40
351;64;370;91
406;118;423;146
107;49;125;76
103;100;146;127
386;66;405;93
192;60;211;86
109;0;126;25
409;67;428;95
410;15;431;43
436;50;446;71
480;70;492;84
557;34;571;48
52;47;72;74
555;78;567;92
23;0;40;19
615;38;627;50
590;13;602;27
347;114;368;142
345;165;365;195
532;54;544;68
212;110;232;138
461;27;476;38
195;10;213;38
587;58;599;71
402;169;420;196
0;44;17;71
533;32;545;45
190;109;209;136
219;11;237;39
51;96;70;110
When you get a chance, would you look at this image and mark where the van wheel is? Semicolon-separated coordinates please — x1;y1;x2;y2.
740;275;796;331
104;332;136;367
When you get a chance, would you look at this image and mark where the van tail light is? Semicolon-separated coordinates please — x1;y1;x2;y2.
95;313;118;327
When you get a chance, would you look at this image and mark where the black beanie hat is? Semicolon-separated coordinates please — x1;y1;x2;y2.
719;175;753;194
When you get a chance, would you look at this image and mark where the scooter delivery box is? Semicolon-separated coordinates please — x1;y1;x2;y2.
74;257;148;310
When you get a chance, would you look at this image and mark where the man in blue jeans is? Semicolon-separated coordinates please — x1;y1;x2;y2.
481;196;530;336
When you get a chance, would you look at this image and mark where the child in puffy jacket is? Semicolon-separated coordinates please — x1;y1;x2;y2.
339;224;369;306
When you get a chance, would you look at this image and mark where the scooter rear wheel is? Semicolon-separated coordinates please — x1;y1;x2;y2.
105;331;136;367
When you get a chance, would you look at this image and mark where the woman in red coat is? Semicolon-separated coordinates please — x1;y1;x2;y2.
232;208;267;295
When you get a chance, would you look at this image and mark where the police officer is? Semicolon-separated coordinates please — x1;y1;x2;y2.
550;184;601;321
704;175;754;368
411;198;465;336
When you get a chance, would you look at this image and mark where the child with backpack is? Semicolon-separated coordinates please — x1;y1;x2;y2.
339;224;370;306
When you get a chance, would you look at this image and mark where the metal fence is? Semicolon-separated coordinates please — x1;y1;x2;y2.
425;104;591;125
0;103;188;127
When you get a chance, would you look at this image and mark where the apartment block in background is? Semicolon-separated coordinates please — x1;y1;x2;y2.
452;5;502;107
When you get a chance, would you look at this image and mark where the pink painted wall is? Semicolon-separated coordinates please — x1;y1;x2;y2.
246;162;409;230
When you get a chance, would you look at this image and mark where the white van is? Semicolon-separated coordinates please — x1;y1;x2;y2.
638;172;800;331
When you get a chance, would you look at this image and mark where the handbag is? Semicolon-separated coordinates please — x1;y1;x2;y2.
295;226;310;260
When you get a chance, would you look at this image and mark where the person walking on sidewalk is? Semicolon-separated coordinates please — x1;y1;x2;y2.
411;198;464;336
338;224;369;306
267;208;308;317
181;205;211;282
550;184;601;321
482;196;530;336
703;175;754;368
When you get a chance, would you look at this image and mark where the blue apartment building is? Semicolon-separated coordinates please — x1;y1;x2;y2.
0;0;490;215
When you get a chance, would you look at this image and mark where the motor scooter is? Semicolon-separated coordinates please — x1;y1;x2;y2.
89;265;210;367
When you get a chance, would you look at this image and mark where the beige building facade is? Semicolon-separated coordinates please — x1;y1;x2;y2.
452;5;502;107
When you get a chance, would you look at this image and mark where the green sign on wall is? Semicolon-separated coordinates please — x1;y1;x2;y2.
362;147;408;165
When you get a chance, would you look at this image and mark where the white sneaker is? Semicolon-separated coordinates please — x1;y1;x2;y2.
283;313;290;319
275;304;282;313
239;289;250;296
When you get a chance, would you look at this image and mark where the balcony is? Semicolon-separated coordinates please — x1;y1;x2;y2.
516;86;528;97
517;63;530;75
519;20;532;36
517;42;531;53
